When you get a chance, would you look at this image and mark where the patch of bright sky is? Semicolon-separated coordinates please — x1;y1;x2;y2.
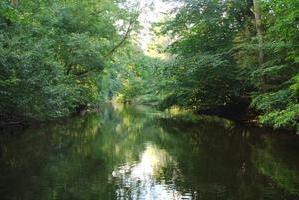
128;0;180;51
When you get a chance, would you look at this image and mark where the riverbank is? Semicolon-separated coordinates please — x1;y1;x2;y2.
1;103;297;135
0;107;99;130
161;105;298;134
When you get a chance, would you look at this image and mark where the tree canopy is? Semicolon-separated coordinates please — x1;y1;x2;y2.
0;0;298;131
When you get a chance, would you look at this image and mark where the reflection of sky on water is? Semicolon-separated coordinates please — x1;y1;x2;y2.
111;143;194;200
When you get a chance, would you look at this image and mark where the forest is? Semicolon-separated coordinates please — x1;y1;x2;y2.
0;0;298;132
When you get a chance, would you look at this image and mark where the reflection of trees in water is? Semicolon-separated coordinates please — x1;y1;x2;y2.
0;104;171;199
159;117;299;200
0;104;298;200
0;113;115;199
252;134;299;196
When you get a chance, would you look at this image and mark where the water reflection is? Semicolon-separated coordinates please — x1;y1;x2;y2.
112;143;188;200
252;134;299;195
0;104;299;200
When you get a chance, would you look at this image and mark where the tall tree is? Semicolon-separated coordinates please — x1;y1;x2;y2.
253;0;264;64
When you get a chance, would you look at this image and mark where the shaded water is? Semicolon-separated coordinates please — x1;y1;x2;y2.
0;104;299;200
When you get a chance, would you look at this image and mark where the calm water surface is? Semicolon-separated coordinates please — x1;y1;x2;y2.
0;104;299;200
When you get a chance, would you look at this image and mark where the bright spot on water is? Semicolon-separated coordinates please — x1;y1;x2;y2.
112;143;193;199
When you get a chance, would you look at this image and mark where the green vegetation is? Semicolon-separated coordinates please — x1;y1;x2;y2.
0;0;139;122
153;0;299;130
0;0;298;131
115;0;299;131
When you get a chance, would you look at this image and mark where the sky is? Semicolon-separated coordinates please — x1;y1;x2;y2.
132;0;179;51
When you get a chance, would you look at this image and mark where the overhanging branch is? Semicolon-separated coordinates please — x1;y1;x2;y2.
105;17;137;59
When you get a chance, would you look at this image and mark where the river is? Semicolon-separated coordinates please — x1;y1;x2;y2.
0;104;299;200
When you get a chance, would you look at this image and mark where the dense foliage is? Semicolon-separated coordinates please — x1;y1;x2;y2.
0;0;298;131
152;0;298;130
0;0;137;122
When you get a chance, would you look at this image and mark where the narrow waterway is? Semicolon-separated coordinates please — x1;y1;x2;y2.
0;104;299;200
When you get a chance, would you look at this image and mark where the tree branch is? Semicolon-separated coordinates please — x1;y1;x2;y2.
105;18;136;59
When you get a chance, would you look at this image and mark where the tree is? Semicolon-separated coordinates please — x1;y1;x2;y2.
0;0;138;123
253;0;264;64
155;0;298;130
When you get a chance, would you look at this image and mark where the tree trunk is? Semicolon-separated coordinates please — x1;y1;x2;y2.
253;0;264;65
11;0;18;7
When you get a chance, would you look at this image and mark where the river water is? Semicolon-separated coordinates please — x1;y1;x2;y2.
0;104;299;200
